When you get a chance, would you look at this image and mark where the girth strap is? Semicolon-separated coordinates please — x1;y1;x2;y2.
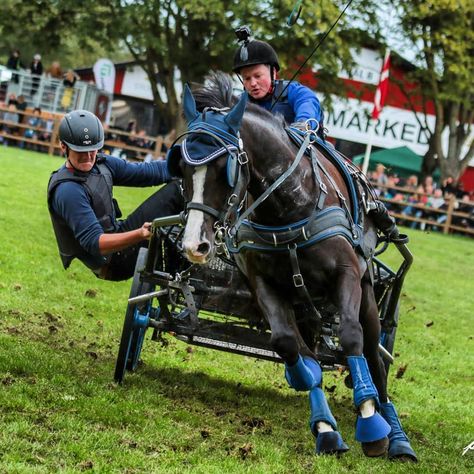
288;245;322;328
227;206;360;252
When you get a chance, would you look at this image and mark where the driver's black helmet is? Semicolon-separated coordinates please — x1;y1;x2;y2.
233;39;280;73
59;110;104;152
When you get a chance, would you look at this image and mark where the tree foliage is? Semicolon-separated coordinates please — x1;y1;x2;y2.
387;0;474;180
0;0;380;131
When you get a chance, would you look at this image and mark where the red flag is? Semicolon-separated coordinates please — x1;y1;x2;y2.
372;49;391;120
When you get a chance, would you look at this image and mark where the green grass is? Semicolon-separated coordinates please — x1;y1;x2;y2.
1;147;473;473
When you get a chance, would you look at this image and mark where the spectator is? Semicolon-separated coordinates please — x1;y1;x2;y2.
6;49;23;83
422;175;437;192
453;195;474;229
60;69;80;109
369;163;389;197
441;176;458;197
7;93;18;107
15;95;27;123
30;53;43;96
63;69;80;88
1;103;20;145
37;113;54;152
383;175;405;204
46;61;63;79
22;107;43;150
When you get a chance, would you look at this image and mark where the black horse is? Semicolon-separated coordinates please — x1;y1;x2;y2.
167;73;417;460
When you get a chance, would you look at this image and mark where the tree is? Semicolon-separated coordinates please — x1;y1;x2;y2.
94;0;380;131
0;1;127;70
386;1;474;181
1;0;381;132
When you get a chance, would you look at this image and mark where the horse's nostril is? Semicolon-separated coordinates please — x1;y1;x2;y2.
197;242;210;255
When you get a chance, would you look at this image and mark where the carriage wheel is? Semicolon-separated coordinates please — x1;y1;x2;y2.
114;247;155;383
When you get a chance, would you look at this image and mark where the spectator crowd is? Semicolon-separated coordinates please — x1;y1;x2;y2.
369;163;474;234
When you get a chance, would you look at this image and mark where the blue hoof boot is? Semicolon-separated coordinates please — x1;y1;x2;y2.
285;355;321;391
388;439;418;462
316;431;349;455
355;412;391;443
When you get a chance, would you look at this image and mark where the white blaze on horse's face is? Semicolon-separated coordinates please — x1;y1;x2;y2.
182;165;213;264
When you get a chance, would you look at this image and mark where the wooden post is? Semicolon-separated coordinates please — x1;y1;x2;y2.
49;116;60;155
444;195;456;234
154;135;164;159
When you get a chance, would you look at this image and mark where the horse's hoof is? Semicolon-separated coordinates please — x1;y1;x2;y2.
388;440;418;462
316;431;349;456
362;436;389;457
344;373;353;389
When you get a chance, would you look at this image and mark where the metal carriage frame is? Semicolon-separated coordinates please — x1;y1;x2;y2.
114;214;413;384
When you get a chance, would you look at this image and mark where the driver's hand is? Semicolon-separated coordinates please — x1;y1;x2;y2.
140;222;152;239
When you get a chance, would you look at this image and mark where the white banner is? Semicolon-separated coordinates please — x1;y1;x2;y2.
325;96;435;155
93;58;116;94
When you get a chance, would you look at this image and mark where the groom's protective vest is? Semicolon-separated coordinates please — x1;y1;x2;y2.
47;154;117;270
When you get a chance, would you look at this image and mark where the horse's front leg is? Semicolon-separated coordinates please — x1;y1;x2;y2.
360;275;418;462
250;273;348;455
334;264;391;457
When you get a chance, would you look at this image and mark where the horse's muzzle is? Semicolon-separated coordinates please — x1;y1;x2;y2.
183;240;213;264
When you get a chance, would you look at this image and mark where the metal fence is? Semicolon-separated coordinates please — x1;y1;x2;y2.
1;68;109;115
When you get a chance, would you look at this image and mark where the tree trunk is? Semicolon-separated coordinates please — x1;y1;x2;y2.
421;134;438;180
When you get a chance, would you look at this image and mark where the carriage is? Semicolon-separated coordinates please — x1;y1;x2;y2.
114;214;412;384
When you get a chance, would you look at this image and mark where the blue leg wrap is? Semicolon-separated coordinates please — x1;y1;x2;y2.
309;387;337;432
347;355;379;408
309;387;349;455
285;355;321;391
347;356;390;443
380;402;418;462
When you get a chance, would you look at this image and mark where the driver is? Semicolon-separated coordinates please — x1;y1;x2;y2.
233;26;324;136
47;110;183;281
232;28;401;241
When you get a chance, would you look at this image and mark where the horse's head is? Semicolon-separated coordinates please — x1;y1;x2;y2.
167;84;248;264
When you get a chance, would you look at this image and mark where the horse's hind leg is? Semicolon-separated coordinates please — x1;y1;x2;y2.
334;266;390;457
360;276;418;462
251;275;347;455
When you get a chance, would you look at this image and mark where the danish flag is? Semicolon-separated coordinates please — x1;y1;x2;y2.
372;49;391;120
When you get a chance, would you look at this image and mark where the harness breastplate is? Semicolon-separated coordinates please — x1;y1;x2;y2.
47;154;116;270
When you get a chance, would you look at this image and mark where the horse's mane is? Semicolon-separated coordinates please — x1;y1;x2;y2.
191;71;286;129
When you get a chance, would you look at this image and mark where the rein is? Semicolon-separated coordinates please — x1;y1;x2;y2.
229;130;316;236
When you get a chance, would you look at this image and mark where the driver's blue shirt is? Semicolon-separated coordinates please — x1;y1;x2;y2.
50;155;170;260
251;81;323;129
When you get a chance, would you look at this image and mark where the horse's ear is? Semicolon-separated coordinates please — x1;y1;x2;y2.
183;84;199;124
224;92;248;134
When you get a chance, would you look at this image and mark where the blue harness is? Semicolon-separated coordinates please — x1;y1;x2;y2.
167;113;365;256
226;128;364;254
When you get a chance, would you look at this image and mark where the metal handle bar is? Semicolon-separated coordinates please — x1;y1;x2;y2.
378;343;394;364
151;213;184;230
128;289;168;305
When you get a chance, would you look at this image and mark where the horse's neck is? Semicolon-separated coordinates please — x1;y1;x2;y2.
242;127;317;225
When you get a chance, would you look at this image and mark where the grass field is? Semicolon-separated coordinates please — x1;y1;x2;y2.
0;148;473;473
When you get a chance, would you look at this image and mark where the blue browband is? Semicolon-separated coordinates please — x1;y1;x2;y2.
188;121;240;148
